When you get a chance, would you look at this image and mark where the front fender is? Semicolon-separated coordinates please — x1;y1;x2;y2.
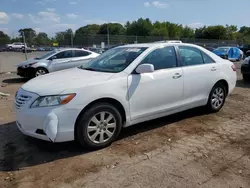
31;61;50;71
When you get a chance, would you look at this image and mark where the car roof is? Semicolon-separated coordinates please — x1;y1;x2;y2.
120;42;203;48
55;48;88;51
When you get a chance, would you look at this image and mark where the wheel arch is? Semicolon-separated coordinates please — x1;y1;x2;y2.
214;79;229;96
74;97;127;139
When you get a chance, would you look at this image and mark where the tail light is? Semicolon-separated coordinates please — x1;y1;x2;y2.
231;64;236;71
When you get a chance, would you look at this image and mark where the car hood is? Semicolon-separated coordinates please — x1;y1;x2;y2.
17;58;42;67
21;68;115;96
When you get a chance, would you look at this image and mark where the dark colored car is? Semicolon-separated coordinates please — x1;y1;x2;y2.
246;50;250;58
241;57;250;82
204;46;216;52
239;45;250;55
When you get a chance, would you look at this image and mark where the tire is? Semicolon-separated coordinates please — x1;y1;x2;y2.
206;83;226;113
243;74;250;82
76;103;122;150
34;67;48;78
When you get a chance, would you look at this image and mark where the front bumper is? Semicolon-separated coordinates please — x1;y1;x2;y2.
241;64;250;75
16;106;80;142
17;67;35;77
15;88;80;142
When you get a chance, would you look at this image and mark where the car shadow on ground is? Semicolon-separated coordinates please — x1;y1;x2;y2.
2;77;28;84
0;107;209;172
236;79;250;88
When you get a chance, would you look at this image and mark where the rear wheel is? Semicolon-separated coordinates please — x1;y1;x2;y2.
206;83;226;112
76;103;122;150
243;74;250;82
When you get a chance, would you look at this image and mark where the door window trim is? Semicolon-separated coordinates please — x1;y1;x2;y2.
177;45;215;67
52;50;73;60
132;45;180;74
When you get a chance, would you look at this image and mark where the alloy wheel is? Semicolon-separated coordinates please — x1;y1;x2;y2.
87;111;117;144
211;87;224;109
35;69;47;77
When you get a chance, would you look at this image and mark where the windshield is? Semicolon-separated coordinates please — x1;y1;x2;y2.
79;47;148;73
215;47;230;52
35;51;56;60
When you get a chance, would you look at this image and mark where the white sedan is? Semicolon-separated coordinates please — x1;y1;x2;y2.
15;43;237;149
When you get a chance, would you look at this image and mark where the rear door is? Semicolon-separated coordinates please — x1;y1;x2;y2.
177;46;220;106
49;50;73;71
71;50;94;67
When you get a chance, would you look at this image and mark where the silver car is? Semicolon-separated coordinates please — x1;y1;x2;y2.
17;48;99;78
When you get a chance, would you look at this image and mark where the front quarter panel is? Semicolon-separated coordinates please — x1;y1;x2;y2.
61;72;131;126
31;60;51;71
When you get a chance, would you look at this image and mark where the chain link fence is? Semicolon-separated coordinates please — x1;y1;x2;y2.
0;34;241;49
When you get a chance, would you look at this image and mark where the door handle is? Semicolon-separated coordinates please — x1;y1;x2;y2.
211;67;217;71
173;73;182;79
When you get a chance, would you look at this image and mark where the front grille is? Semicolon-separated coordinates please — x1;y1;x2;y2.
15;94;32;109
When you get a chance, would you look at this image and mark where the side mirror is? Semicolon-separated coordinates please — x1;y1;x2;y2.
136;64;154;74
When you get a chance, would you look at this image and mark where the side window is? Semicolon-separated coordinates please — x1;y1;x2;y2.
141;46;177;70
179;46;204;66
55;50;72;59
74;50;91;57
201;52;215;64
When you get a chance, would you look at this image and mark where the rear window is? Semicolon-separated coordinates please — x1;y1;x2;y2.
74;50;91;57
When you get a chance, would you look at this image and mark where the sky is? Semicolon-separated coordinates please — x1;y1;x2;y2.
0;0;250;37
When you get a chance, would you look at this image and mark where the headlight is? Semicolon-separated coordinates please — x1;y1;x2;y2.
23;62;37;68
30;94;76;108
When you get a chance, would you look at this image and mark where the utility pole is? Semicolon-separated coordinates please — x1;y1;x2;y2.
22;31;28;60
71;32;73;47
107;24;110;46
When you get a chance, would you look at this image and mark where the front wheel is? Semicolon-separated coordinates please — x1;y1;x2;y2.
206;83;226;112
34;67;48;77
76;103;122;150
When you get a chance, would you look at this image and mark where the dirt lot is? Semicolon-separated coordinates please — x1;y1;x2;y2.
1;66;250;188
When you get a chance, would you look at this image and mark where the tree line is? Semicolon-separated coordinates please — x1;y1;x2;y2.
1;18;250;46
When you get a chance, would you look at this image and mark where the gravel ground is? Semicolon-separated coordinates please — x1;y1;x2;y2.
0;52;46;73
0;64;250;188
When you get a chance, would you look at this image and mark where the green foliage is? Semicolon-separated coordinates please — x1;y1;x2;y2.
0;31;10;45
18;28;36;45
1;18;250;46
34;32;50;46
99;23;125;35
55;29;73;46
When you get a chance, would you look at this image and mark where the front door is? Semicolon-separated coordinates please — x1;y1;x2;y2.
49;50;73;71
128;46;184;121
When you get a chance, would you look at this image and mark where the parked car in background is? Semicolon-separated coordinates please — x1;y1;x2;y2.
245;50;250;58
7;42;27;50
241;56;250;82
239;44;250;56
204;46;215;52
15;43;236;149
17;48;99;78
22;47;37;53
0;45;7;52
213;47;242;61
